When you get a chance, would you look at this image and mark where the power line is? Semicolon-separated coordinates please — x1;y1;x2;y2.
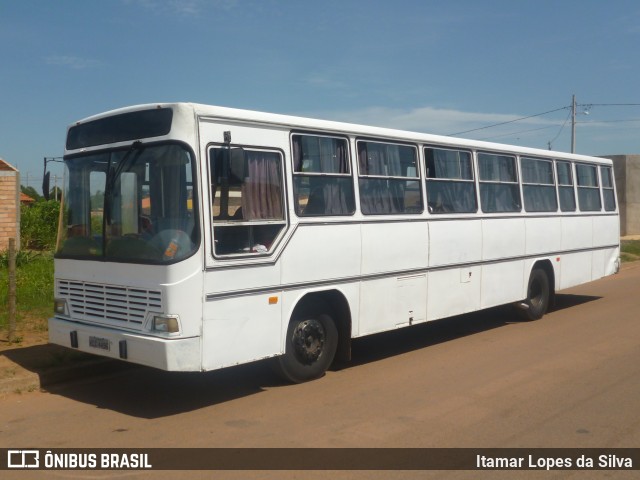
448;106;570;136
548;108;572;150
478;125;557;141
577;118;640;124
447;102;640;138
587;103;640;107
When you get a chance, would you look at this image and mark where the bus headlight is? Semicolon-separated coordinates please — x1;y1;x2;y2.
54;298;68;316
152;315;180;333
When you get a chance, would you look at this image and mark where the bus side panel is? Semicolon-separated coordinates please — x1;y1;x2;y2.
593;215;619;247
558;251;593;290
205;263;281;296
481;260;525;308
427;266;481;320
359;274;427;335
202;294;283;370
202;264;283;370
280;224;361;286
358;221;428;335
525;217;561;255
361;221;428;274
591;249;606;280
482;218;526;260
480;218;525;308
591;213;620;280
428;219;482;267
427;219;482;320
604;247;621;276
561;216;593;250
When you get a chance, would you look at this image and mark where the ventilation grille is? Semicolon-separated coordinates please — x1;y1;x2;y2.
57;280;162;327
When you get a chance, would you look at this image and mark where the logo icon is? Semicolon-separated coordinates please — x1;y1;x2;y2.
7;450;40;468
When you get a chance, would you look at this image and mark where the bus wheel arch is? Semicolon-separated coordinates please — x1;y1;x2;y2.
521;260;555;320
276;290;352;383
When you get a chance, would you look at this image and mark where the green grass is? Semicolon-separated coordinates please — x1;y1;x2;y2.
621;239;640;263
0;252;54;334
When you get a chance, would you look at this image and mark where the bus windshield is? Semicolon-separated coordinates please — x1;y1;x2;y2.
56;143;199;264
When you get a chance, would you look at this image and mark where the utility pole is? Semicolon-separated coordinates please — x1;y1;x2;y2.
571;94;576;154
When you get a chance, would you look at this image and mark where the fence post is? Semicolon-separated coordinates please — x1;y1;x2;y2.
8;237;17;342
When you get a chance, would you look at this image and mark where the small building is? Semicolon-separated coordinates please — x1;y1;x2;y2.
0;158;21;251
20;192;35;205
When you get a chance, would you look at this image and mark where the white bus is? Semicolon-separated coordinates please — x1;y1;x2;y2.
47;103;620;382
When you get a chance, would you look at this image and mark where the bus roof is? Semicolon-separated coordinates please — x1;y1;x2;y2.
69;102;612;164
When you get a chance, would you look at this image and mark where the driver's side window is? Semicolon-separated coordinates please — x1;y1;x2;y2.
209;146;286;256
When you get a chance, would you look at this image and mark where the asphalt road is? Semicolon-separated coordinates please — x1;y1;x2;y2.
1;264;639;479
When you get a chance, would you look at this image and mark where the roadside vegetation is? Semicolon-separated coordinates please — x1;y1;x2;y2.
1;197;59;343
621;239;640;263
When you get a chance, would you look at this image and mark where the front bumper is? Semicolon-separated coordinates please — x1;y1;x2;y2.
48;317;201;371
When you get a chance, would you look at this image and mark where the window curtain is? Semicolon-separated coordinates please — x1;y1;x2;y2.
480;184;521;212
557;163;572;186
577;188;601;211
521;159;553;184
559;186;576;211
576;165;598;187
478;154;516;182
478;154;519;212
241;151;283;220
427;181;476;213
521;159;556;212
431;149;472;179
293;136;353;215
523;185;557;212
358;143;405;214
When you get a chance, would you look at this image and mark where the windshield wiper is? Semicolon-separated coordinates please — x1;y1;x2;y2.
104;141;145;227
106;141;144;194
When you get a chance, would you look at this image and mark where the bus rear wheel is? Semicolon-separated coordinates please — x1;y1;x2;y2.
522;268;550;321
276;311;338;383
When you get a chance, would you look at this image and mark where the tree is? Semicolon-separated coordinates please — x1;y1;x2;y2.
20;185;43;202
50;186;63;202
20;200;60;250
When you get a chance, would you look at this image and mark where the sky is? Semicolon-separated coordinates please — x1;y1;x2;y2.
1;0;640;191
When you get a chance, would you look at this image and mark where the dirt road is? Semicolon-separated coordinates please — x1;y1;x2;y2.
1;264;639;479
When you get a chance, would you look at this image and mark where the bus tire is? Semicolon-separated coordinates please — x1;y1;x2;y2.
276;310;338;383
522;268;550;321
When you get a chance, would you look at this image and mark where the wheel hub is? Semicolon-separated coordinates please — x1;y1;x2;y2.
292;319;325;365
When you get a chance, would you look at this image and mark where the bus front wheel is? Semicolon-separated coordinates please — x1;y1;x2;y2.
522;268;550;321
276;310;338;383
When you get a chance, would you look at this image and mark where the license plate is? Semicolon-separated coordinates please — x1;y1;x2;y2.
89;336;111;351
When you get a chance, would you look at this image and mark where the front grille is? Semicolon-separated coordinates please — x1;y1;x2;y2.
57;280;162;327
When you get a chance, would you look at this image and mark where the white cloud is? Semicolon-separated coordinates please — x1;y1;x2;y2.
123;0;238;16
304;73;346;90
45;55;102;70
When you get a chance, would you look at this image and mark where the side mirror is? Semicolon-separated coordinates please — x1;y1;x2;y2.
229;148;246;182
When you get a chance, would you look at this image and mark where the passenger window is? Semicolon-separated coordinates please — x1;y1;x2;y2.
357;141;422;215
556;161;576;212
478;152;521;213
600;166;616;211
576;163;601;211
520;157;557;212
210;147;286;256
424;147;477;213
292;134;355;216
